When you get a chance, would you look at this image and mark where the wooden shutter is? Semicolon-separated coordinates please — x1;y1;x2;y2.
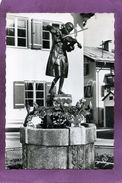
84;85;92;98
31;19;42;49
14;81;25;108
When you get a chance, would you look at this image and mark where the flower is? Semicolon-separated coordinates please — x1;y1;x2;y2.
24;98;88;128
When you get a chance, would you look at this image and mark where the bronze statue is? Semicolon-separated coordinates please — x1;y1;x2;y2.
45;22;82;95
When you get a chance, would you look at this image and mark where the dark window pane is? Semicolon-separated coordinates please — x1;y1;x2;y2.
25;91;33;98
6;37;15;46
36;83;44;90
18;38;26;47
25;83;33;90
43;32;50;40
109;96;113;100
25;100;33;107
18;19;26;28
105;75;114;86
7;18;15;27
36;99;44;106
6;28;15;36
18;29;26;37
36;92;44;98
43;41;50;49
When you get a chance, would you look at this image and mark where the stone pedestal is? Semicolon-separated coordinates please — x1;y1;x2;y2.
20;124;96;169
46;94;72;107
53;94;72;107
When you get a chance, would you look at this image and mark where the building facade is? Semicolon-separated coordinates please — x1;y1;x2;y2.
6;13;90;130
84;46;114;127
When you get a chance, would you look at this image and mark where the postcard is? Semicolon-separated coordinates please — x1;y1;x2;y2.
0;0;122;183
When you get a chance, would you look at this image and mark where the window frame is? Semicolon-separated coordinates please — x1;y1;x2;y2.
6;15;62;50
24;81;46;107
6;15;28;48
31;19;62;50
6;16;15;46
14;81;47;109
41;21;51;50
41;22;61;50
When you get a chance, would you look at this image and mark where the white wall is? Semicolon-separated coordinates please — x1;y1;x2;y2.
84;13;114;51
6;13;84;127
104;94;114;107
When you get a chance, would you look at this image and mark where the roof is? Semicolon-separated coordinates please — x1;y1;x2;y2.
84;46;114;63
102;91;114;101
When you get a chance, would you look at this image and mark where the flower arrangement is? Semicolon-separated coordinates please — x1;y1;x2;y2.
24;98;89;128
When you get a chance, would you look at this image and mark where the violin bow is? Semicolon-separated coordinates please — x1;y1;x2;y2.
63;27;88;38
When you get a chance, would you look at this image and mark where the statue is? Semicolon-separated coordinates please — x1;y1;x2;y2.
45;22;82;95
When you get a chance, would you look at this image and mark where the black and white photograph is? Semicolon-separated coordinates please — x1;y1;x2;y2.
5;13;114;169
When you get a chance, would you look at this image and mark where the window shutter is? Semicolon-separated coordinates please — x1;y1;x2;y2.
84;85;92;98
31;19;42;49
14;81;25;109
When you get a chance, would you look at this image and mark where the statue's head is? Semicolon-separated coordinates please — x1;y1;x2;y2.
61;22;74;35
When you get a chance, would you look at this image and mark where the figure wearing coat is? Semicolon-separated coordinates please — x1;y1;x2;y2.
45;25;78;78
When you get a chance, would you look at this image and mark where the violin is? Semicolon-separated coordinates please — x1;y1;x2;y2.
62;35;82;52
46;25;82;52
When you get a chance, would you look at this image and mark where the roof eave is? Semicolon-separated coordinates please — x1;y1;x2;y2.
84;55;114;63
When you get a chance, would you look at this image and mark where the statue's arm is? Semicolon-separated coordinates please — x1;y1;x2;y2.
64;36;77;43
64;36;82;49
46;25;57;34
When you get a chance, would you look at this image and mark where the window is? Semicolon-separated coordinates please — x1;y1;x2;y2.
31;20;60;49
25;82;34;107
31;20;51;49
6;16;61;50
109;96;113;100
103;74;114;87
17;18;28;47
6;16;28;47
6;17;15;46
14;81;46;109
25;82;45;107
35;83;45;106
42;22;50;49
84;85;93;98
